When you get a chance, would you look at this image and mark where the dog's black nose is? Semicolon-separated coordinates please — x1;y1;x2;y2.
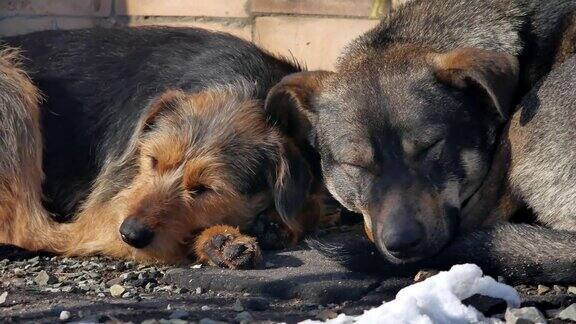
383;222;424;255
119;217;155;249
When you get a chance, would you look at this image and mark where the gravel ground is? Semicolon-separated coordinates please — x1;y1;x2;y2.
2;234;576;323
0;248;405;324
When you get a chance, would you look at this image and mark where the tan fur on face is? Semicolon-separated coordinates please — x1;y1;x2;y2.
98;87;278;263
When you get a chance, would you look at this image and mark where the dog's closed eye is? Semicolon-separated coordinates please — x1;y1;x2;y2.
405;137;445;160
416;138;445;159
188;184;210;197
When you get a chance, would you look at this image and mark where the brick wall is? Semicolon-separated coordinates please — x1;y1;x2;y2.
0;0;407;70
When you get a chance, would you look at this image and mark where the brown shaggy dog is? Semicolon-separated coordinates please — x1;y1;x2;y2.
0;27;321;268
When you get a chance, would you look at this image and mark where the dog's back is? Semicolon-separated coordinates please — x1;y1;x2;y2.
4;27;298;219
348;0;576;93
508;56;576;229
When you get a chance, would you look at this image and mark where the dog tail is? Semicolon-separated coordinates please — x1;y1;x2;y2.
309;223;576;284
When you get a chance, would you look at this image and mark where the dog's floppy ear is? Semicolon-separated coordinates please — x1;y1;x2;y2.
269;140;314;230
265;71;333;146
141;90;186;132
429;48;519;120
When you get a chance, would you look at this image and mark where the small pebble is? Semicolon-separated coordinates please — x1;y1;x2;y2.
191;264;202;269
558;303;576;321
13;268;25;277
196;287;204;294
553;285;566;293
59;310;71;321
317;309;338;320
0;291;7;305
568;286;576;295
505;307;546;324
34;270;58;286
201;305;210;311
61;286;76;293
536;284;550;295
414;269;439;282
109;284;126;297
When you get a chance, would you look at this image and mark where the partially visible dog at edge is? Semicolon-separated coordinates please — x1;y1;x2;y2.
263;0;576;283
0;27;322;268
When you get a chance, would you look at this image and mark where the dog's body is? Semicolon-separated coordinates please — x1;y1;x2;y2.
265;0;576;282
0;27;320;266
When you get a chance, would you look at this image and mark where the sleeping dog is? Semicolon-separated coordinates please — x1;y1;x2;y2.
264;0;576;282
0;27;321;267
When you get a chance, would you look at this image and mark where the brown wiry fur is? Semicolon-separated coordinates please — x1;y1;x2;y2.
194;225;261;268
0;67;320;266
0;47;53;251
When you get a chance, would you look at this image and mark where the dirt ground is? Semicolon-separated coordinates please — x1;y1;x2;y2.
1;229;576;323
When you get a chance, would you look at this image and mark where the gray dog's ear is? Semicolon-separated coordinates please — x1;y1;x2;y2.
429;48;519;120
264;71;333;146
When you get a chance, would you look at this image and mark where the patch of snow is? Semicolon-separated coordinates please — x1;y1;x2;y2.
301;264;520;324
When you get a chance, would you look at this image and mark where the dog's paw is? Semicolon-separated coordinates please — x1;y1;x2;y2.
195;225;261;269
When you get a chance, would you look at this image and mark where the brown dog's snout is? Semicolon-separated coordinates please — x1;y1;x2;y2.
120;217;155;249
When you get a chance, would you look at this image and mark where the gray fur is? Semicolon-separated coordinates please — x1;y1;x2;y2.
269;0;576;281
509;56;576;229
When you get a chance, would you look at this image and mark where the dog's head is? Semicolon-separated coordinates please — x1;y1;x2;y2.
115;84;313;262
266;45;519;263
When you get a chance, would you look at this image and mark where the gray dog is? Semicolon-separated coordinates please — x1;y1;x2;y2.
264;0;576;282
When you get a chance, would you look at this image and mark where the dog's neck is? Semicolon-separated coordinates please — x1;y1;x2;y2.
459;121;521;232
